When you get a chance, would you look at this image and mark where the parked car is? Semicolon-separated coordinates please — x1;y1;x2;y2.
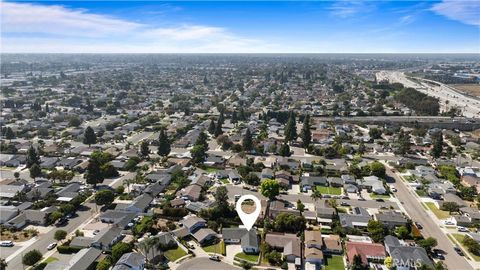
375;198;384;202
340;202;350;206
0;241;14;247
209;255;221;261
432;249;445;260
457;226;469;232
454;246;464;256
47;242;57;250
444;220;454;226
415;222;423;229
391;187;397;192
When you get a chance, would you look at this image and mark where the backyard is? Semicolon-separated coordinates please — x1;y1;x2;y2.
164;246;187;262
316;186;342;195
324;255;345;270
424;202;450;219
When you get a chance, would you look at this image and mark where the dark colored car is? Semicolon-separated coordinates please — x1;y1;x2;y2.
454;246;464;256
415;222;423;229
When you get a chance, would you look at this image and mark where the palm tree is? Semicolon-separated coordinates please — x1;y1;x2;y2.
327;198;338;210
310;189;322;203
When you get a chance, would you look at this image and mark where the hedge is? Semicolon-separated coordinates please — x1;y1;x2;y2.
57;245;83;254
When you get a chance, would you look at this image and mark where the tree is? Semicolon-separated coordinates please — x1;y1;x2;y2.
29;163;42;180
214;186;229;209
260;179;280;201
54;230;67;241
157;128;171;157
95;189;115;206
208;119;216;135
140;141;150;158
311;189;322;203
244;173;260;186
22;249;42;266
112;242;132;262
84;157;104;188
0;258;7;270
4;127;15;141
300;114;311;148
83;126;97;147
296;199;305;212
440;202;460;213
430;131;443;159
384;256;393;270
369;128;382;140
395;130;410;155
395;226;410;239
367;220;385;243
242;128;253;152
190;144;207;165
284;111;297;142
327;198;338;209
274;213;306;233
370;161;386;178
96;258;112;270
26;145;40;168
214;118;223;137
231;111;238;124
417;237;438;252
195;131;209;149
350;254;367;270
278;143;291;157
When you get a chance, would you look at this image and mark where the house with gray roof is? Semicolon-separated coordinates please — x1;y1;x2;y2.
112;252;145;270
339;207;371;229
375;211;408;228
384;236;432;270
221;228;259;254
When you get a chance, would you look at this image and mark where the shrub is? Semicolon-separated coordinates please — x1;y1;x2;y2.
22;249;42;266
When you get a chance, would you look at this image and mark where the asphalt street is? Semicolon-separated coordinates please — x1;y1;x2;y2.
387;168;473;270
176;257;239;270
3;203;96;270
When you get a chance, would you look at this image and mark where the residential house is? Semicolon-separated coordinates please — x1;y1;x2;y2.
375;212;408;228
265;233;301;262
322;235;343;254
384;235;432;270
112;252;145;270
222;228;259;254
339;207;371;229
346;241;386;267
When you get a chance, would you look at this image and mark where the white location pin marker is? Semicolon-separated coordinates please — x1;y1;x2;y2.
236;194;261;231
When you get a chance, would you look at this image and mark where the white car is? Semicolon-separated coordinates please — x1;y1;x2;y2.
457;226;469;232
0;241;14;247
47;242;57;250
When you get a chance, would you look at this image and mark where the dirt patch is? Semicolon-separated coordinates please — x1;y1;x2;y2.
0;228;38;242
453;84;480;97
241;199;256;214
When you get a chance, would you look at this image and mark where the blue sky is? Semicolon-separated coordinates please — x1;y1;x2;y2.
1;1;479;53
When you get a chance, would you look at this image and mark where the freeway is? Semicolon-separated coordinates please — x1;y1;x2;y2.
386;167;473;270
3;203;96;270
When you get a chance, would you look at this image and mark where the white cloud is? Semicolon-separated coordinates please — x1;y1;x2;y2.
328;1;374;18
0;2;274;53
431;0;480;26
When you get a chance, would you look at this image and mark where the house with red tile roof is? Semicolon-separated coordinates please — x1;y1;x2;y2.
346;241;386;266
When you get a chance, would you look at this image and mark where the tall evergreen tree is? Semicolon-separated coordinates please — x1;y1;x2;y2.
218;111;225;125
83;126;97;147
284;111;297;142
140;140;150;158
157;128;171;157
208;119;216;135
195;131;209;149
231;111;238;124
395;130;411;155
29;163;42;180
26;145;40;168
430;131;443;159
300;114;311;148
4;127;15;141
242;128;253;152
214;118;223;137
279;143;291;157
85;156;104;187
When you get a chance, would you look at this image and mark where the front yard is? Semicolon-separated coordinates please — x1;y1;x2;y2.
370;193;391;199
202;241;226;255
450;233;480;262
316;186;342;195
324;255;345;270
235;252;259;263
424;202;450;219
164;246;187;262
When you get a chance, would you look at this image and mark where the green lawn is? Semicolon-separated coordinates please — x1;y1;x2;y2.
220;179;230;184
415;190;427;197
325;255;345;270
451;234;480;262
370;193;391;199
316;186;342;195
204;167;218;173
202;241;225;255
424;202;450;219
164;246;187;262
235;252;259;263
44;257;58;264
